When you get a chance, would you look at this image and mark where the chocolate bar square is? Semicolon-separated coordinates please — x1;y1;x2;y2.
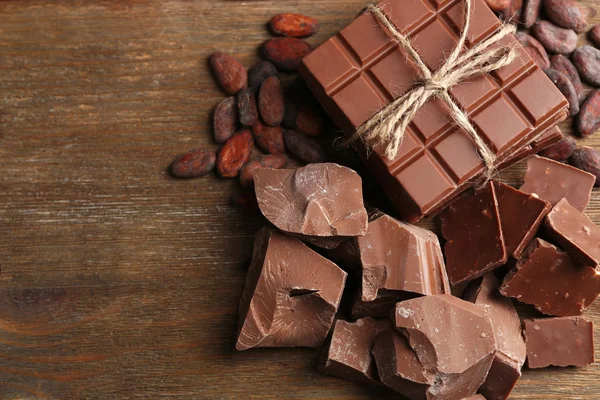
300;0;568;222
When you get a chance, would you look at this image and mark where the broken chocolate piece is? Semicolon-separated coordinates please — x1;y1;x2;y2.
524;317;595;368
465;274;526;400
393;295;496;400
254;163;368;238
319;317;386;385
500;238;600;316
494;181;551;259
441;181;507;285
520;155;595;212
236;227;347;350
545;198;600;267
372;326;432;400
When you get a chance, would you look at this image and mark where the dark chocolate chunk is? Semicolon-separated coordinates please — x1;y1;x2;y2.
520;155;595;213
236;228;347;350
392;295;496;400
524;317;594;368
254;163;368;239
441;181;507;285
500;238;600;316
494;181;551;259
545;198;600;268
464;274;526;400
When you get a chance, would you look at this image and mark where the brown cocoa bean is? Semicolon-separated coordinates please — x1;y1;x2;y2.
589;25;600;47
217;129;254;177
545;69;579;116
248;60;279;92
501;0;523;22
539;136;577;161
283;104;326;136
572;45;600;86
170;148;216;178
516;32;550;70
252;120;285;154
239;154;288;189
576;89;600;136
550;54;584;101
523;0;542;28
258;76;285;126
532;21;578;54
209;52;247;96
237;87;258;127
283;129;328;164
485;0;512;11
270;13;319;38
213;97;237;144
570;147;600;186
543;0;588;33
261;38;312;72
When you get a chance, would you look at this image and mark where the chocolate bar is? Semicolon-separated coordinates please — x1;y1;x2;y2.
523;317;595;368
236;228;347;350
300;0;568;222
496;126;564;170
520;155;595;213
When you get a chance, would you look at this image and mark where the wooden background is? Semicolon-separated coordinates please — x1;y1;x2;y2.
0;0;599;398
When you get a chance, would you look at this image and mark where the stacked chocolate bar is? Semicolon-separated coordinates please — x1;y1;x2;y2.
299;0;569;222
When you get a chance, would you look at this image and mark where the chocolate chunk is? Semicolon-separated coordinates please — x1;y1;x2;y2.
524;317;594;368
300;0;569;222
464;274;526;400
253;163;368;238
520;155;595;213
392;295;496;400
319;317;386;385
235;228;347;350
372;326;432;400
441;181;507;285
545;198;600;267
500;238;600;316
494;181;551;259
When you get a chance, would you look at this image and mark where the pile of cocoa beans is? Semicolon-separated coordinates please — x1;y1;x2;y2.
169;13;332;208
489;0;600;184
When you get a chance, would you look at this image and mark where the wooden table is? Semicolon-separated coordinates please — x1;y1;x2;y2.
1;0;599;398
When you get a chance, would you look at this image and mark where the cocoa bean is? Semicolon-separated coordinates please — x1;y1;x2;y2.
283;104;326;136
589;25;600;48
248;60;279;92
217;130;254;177
270;13;319;38
544;69;580;116
550;54;584;101
283;129;328;164
539;136;577;161
252;120;285;154
258;76;285;126
261;38;312;72
209;52;247;96
576;89;600;136
572;45;600;86
516;32;550;70
543;0;588;33
213;97;237;144
239;154;288;188
501;0;523;22
237;87;258;127
570;147;600;186
170;148;216;178
523;0;542;28
532;21;578;54
485;0;511;11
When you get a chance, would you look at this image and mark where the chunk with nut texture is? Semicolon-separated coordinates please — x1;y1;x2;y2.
235;228;347;350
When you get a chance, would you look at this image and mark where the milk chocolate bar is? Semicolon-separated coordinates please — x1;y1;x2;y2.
300;0;568;222
236;228;347;350
523;317;595;368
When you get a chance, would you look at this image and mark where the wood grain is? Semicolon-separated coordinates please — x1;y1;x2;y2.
0;0;599;398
